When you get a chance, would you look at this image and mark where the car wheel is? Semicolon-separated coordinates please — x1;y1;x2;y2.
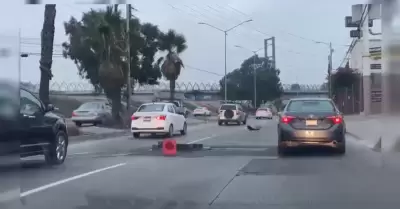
167;125;174;137
132;133;140;139
218;121;222;126
75;122;82;127
45;130;68;165
337;144;346;155
277;145;286;156
180;122;187;135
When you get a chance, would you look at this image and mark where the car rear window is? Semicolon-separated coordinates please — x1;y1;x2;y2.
79;102;101;110
220;105;236;110
137;104;165;112
257;108;270;111
286;100;335;112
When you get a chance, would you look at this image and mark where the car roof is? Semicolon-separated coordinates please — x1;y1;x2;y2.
288;97;332;101
141;102;171;106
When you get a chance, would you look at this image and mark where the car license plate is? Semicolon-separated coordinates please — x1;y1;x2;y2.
143;117;151;122
305;131;315;137
305;120;317;126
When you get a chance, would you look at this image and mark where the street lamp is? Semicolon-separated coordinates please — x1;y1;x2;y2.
198;19;253;102
235;45;263;108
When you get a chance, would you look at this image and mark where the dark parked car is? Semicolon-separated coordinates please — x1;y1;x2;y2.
277;98;346;155
1;87;69;165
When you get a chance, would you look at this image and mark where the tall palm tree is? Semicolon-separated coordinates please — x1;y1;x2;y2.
39;4;56;106
159;29;187;101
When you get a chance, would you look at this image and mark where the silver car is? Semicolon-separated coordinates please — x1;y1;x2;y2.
71;102;111;126
217;104;247;125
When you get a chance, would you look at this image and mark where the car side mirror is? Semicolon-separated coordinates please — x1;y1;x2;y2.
45;104;58;112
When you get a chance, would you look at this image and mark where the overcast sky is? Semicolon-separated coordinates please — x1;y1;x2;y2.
1;0;380;89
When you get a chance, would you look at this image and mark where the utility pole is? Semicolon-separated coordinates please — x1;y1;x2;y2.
253;54;257;108
328;42;333;98
264;37;276;69
126;4;132;112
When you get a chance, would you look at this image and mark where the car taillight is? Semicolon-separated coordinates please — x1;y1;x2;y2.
281;116;295;124
131;116;139;120
156;115;166;120
72;112;77;116
327;115;342;124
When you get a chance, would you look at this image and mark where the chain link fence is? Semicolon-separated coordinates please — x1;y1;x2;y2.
20;81;326;94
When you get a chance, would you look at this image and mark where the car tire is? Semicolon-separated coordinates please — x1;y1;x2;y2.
45;130;68;165
180;122;187;135
256;117;259;120
218;121;222;126
277;145;286;156
75;122;82;127
337;144;346;155
167;125;174;137
132;133;140;139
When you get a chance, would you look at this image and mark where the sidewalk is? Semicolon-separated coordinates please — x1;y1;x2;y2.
345;114;400;152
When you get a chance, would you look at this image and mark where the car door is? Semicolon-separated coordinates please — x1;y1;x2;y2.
166;105;178;129
20;89;51;146
170;105;184;129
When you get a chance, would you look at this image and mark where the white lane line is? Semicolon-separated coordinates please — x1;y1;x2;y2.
20;163;126;197
187;135;216;144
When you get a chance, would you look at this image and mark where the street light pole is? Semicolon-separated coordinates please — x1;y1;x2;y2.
198;19;253;102
234;45;263;108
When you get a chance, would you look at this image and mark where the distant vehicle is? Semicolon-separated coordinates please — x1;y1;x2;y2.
18;88;68;165
217;104;247;125
255;108;273;119
193;107;211;116
130;102;187;138
159;99;189;118
277;98;346;156
71;101;111;127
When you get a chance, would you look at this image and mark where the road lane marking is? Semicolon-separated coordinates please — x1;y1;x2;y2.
187;135;216;144
20;163;126;197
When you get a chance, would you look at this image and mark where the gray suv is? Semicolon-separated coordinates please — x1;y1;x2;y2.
217;104;247;125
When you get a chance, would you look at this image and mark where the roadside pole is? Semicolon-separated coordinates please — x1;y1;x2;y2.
126;4;132;113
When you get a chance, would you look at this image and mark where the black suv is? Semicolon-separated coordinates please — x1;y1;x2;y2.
0;86;69;165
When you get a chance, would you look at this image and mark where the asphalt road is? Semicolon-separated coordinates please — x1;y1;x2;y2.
1;118;400;209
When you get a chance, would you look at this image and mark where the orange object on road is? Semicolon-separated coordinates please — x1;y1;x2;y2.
162;139;177;156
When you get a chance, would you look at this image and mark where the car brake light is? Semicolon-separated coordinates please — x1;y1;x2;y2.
281;116;295;124
156;115;166;120
327;116;342;124
72;112;77;116
131;116;139;120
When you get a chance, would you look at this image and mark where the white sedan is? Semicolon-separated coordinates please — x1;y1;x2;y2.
255;108;273;119
193;107;212;116
131;102;187;138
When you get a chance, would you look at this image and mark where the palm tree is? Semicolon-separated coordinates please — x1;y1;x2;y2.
39;4;56;106
159;29;187;101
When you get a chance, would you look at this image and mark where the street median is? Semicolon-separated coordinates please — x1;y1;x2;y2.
345;114;400;152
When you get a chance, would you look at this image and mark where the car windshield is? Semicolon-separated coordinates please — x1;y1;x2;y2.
220;105;236;110
137;104;165;112
286;100;335;112
9;3;400;209
78;102;101;110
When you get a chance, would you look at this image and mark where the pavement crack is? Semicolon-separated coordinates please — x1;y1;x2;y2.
208;161;249;206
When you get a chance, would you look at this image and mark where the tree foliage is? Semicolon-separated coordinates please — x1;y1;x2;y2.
219;55;283;106
331;66;360;91
62;6;184;120
159;29;187;101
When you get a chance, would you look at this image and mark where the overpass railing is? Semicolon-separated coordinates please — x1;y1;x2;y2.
20;81;328;94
